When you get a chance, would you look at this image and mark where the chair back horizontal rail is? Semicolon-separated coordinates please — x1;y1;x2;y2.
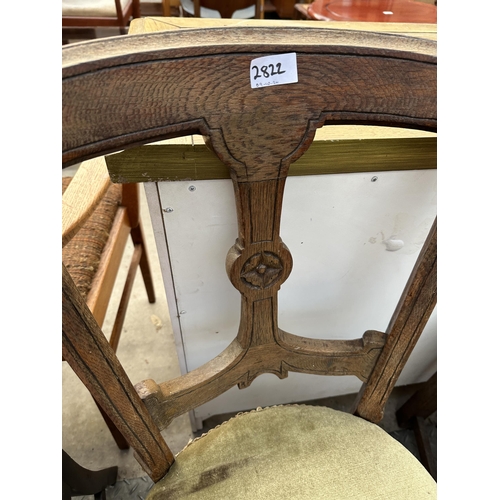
136;330;387;431
62;17;131;26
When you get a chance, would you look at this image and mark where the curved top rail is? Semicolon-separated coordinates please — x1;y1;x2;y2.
63;26;436;76
62;27;436;178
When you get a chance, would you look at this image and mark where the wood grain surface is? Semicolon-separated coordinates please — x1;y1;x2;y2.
63;22;436;480
62;265;174;481
353;219;437;421
63;26;436;169
62;156;111;247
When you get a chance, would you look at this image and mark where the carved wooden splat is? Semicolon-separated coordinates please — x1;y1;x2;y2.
63;26;436;431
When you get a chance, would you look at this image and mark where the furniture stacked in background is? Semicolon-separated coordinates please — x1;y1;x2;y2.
62;0;144;43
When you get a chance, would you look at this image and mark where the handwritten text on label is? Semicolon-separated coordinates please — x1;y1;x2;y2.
250;53;298;89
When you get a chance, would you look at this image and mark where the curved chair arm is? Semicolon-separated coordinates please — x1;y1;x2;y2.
62;156;111;247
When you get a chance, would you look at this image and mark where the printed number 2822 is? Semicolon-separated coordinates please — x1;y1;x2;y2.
251;63;286;80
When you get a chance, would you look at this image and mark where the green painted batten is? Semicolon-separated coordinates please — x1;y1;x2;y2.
106;137;436;184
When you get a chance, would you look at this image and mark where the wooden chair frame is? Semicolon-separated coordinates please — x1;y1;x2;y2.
62;0;141;38
62;25;436;482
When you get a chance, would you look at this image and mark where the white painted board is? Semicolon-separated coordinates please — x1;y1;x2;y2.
147;168;437;430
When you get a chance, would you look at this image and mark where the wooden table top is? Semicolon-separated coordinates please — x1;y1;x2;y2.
129;16;437;40
308;0;437;23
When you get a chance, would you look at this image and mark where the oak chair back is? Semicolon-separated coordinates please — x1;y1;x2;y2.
62;25;436;481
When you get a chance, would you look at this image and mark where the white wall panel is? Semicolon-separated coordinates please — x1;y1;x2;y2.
149;168;437;429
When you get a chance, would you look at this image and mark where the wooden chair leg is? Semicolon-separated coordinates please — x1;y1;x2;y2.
162;0;171;16
98;228;154;448
133;0;141;18
109;243;143;351
85;243;143;450
95;400;131;450
131;221;156;304
66;224;155;451
62;449;117;499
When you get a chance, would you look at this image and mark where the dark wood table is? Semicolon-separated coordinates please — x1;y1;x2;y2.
307;0;436;23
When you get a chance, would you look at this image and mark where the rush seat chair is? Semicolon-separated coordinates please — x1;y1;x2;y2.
62;156;156;450
62;24;437;498
62;0;141;43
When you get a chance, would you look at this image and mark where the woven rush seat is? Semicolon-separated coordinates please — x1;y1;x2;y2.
148;405;436;500
62;176;122;301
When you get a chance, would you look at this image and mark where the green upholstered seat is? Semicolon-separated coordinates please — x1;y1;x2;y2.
148;405;436;500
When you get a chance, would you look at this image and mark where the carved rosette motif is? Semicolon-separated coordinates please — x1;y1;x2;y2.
240;252;283;289
226;240;292;295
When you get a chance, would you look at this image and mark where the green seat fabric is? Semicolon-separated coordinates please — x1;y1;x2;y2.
148;405;436;499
